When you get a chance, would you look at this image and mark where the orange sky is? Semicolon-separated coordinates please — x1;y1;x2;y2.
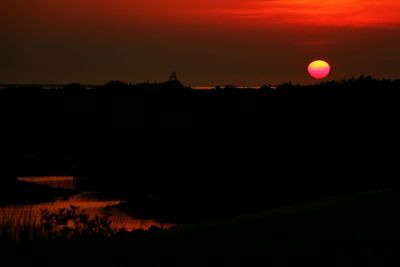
1;0;399;85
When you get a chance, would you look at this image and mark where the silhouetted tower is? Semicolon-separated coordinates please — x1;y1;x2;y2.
168;72;177;82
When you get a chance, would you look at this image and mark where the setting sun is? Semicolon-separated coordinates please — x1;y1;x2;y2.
308;60;331;80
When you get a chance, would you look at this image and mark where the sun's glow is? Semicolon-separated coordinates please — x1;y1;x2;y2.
308;60;331;79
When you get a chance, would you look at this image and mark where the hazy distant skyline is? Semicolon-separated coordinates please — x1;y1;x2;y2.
1;0;399;85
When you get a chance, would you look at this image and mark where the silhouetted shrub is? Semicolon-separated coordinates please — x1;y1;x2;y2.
104;80;130;90
40;205;123;240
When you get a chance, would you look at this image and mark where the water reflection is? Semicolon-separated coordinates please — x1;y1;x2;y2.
17;176;78;190
1;176;174;231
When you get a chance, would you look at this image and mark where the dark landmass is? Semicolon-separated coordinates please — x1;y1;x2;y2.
1;76;400;266
0;179;73;206
0;76;400;223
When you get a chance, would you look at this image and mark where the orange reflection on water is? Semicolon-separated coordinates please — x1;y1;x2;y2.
0;193;173;231
6;176;175;232
17;176;77;190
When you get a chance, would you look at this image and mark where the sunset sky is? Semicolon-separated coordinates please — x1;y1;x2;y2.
1;0;399;85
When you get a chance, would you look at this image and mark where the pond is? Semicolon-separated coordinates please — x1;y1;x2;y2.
0;176;174;232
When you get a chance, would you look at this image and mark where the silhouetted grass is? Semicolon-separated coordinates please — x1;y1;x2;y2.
0;206;129;242
0;207;43;241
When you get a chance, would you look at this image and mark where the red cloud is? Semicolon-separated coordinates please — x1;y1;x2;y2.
209;0;400;28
